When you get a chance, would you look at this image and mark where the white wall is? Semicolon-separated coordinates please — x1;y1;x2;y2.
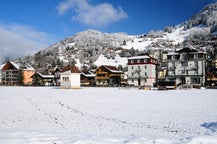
127;64;156;86
70;73;80;88
60;73;81;89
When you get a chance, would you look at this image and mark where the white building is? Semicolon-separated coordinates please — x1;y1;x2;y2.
60;65;81;89
127;54;158;87
166;47;206;87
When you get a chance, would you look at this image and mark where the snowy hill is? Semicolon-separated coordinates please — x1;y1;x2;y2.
19;2;217;70
122;2;217;50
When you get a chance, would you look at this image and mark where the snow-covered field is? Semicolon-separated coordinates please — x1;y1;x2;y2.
0;87;217;144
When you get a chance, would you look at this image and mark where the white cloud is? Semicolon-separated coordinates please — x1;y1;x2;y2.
57;0;128;26
0;23;54;63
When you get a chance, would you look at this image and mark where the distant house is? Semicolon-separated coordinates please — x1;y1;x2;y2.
51;67;62;86
80;69;95;86
127;54;158;87
32;72;54;86
1;61;35;85
166;47;207;87
60;65;81;89
207;56;217;86
95;65;123;86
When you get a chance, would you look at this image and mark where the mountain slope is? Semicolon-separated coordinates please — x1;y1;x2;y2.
123;2;217;50
20;2;217;70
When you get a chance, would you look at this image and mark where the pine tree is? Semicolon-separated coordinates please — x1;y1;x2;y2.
32;73;41;86
18;70;24;86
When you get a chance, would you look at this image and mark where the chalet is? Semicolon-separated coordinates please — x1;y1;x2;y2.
95;65;123;86
80;69;95;86
60;65;81;89
1;61;35;85
166;47;207;88
207;57;217;86
32;72;54;86
127;54;158;87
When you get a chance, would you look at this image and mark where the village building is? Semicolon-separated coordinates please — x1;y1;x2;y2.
51;67;62;86
80;69;95;86
1;61;35;85
127;54;158;87
60;65;81;89
166;47;207;88
206;55;217;86
95;65;123;86
32;72;54;86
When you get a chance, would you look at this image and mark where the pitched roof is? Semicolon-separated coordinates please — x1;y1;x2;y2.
71;65;80;73
81;69;95;77
37;72;54;79
103;65;123;73
127;55;150;60
1;61;35;71
61;65;80;74
177;47;198;53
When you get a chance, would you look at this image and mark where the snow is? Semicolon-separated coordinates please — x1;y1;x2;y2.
122;26;210;51
94;54;128;67
0;87;217;144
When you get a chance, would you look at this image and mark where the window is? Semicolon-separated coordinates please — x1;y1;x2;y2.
63;76;69;81
175;55;180;60
167;55;172;60
137;59;141;63
194;54;198;59
131;66;134;70
198;53;204;59
189;54;194;59
138;66;140;69
144;65;147;69
191;78;200;84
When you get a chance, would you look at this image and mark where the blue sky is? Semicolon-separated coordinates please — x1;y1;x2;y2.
0;0;216;62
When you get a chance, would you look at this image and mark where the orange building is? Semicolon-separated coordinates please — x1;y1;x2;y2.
22;69;35;85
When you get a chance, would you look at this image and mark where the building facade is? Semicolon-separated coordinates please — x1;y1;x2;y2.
60;65;81;89
166;47;206;87
95;65;122;86
127;54;158;87
1;61;35;85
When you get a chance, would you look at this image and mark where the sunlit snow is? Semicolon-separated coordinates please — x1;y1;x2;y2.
0;87;217;144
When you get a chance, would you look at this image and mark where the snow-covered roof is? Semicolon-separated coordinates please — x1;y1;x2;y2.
10;61;20;70
94;54;128;68
81;70;95;77
37;72;54;79
2;61;35;71
60;70;71;75
0;63;5;71
128;55;150;60
104;65;123;73
167;53;179;56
